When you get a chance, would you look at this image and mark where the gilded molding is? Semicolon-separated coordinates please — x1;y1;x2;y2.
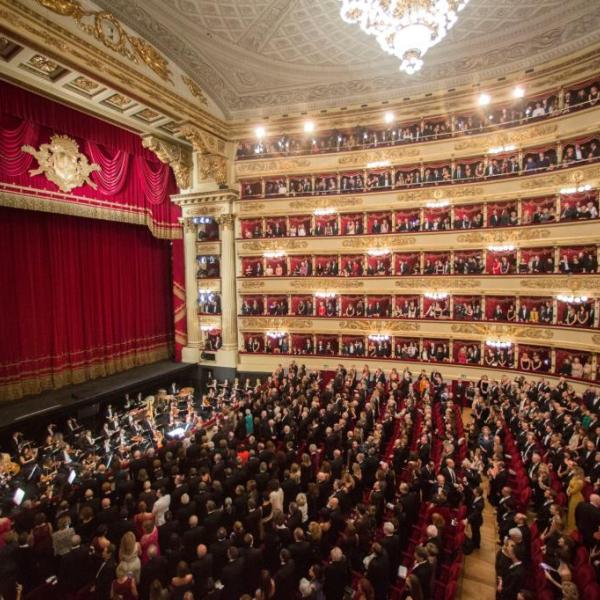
397;186;484;203
239;202;266;212
216;213;235;229
181;74;208;105
197;153;227;186
0;189;181;239
179;124;226;156
195;242;220;254
239;317;313;329
456;229;552;244
450;323;553;339
141;135;192;190
520;166;600;189
288;197;363;210
240;239;308;252
341;236;417;249
395;278;481;289
592;334;600;344
520;276;600;291
291;279;364;290
22;135;100;192
236;158;311;175
338;319;420;333
33;0;172;81
453;123;558;151
239;280;266;290
337;147;420;166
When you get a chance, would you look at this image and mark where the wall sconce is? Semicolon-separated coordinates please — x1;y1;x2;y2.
486;340;513;349
488;144;516;154
267;330;286;339
425;199;450;208
315;292;337;298
263;251;286;258
487;244;515;252
314;208;337;216
368;334;390;341
560;184;592;194
556;294;588;304
424;292;448;300
366;160;391;169
367;248;390;256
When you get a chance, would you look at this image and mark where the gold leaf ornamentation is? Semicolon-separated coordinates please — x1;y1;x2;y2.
341;236;416;249
453;123;558;151
520;277;600;291
339;320;420;333
240;280;265;290
181;74;208;105
291;279;364;290
396;186;483;203
239;202;266;212
450;323;553;339
142;135;192;190
456;229;551;244
240;317;313;329
395;278;481;289
235;158;311;174
288;197;363;210
240;240;308;252
22;134;100;192
34;0;172;81
337;147;420;166
520;166;600;190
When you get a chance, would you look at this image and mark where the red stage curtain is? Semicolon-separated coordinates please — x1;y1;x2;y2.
0;81;180;238
0;206;174;401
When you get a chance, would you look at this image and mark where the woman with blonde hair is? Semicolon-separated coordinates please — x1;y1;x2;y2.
118;530;141;583
296;492;308;524
566;467;585;532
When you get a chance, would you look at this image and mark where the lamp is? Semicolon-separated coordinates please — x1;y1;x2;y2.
339;0;469;74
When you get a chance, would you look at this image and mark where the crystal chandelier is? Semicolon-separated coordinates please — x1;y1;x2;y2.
338;0;469;74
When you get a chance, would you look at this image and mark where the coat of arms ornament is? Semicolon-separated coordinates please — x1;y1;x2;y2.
22;134;101;192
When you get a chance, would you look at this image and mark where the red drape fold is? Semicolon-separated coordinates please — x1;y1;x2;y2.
85;142;130;196
0;115;39;176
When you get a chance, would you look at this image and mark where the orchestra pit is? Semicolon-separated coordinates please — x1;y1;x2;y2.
1;1;600;599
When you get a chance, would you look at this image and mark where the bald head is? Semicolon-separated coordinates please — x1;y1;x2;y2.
196;544;207;559
590;494;600;508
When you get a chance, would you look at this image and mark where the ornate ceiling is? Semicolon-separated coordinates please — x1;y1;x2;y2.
93;0;600;120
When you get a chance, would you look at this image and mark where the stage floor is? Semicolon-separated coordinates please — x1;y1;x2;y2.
0;360;196;430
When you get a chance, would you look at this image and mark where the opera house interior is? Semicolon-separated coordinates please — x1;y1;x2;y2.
1;1;600;599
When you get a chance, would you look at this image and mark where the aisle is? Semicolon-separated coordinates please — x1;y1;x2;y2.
458;408;497;600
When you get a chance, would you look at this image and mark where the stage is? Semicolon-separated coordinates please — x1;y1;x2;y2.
0;360;200;434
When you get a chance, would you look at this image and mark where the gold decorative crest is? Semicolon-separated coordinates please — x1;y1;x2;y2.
453;123;558;151
395;277;481;289
240;280;266;290
520;276;600;291
22;135;101;192
240;239;309;253
337;146;420;166
288;197;363;210
239;202;266;212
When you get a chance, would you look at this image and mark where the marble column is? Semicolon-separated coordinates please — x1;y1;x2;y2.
216;213;238;366
181;217;202;362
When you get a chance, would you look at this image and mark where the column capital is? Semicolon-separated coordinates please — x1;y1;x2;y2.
141;135;192;190
216;213;235;229
180;217;197;234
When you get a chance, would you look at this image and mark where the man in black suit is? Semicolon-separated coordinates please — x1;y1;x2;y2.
93;543;116;600
139;544;169;600
380;522;401;581
241;533;263;595
575;494;600;548
209;527;230;580
398;482;419;526
323;547;350;600
59;535;90;595
182;515;206;562
191;544;213;599
221;546;246;600
411;545;432;599
466;486;484;549
273;549;296;600
287;528;312;581
499;544;525;600
366;542;390;600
